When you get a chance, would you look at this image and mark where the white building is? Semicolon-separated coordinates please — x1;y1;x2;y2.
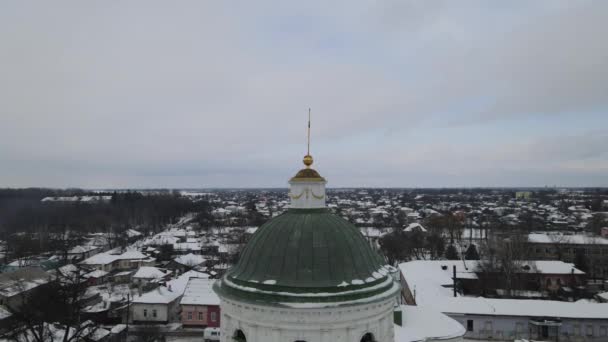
130;270;208;324
399;260;608;341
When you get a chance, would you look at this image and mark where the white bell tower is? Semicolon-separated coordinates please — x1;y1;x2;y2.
288;109;327;209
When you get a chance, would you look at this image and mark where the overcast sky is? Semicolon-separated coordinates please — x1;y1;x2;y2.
1;1;607;188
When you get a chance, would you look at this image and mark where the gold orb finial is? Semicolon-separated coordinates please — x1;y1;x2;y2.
303;154;313;167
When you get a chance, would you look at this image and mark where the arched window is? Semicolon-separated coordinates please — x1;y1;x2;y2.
233;329;246;342
361;332;376;342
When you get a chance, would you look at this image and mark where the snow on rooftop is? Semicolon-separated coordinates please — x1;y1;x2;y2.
179;278;219;306
0;305;12;320
528;233;608;245
110;324;127;334
174;242;201;251
133;266;169;279
173;253;205;266
0;272;50;297
394;305;465;342
403;223;427;232
125;229;143;238
399;260;608;320
80;250;147;265
68;245;98;254
132;285;182;304
84;269;108;278
525;260;584;275
166;270;209;294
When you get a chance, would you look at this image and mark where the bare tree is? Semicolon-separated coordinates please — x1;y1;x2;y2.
478;234;528;297
6;266;98;342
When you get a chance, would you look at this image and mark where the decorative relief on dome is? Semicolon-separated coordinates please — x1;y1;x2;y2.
311;189;324;200
289;190;305;200
289;188;325;200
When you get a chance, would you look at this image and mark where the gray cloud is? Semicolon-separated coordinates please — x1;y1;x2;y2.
0;1;607;187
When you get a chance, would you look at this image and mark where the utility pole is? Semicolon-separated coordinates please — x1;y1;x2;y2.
453;265;457;297
126;293;130;331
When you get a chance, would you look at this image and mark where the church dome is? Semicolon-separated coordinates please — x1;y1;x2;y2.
290;168;325;181
214;154;398;307
214;208;395;306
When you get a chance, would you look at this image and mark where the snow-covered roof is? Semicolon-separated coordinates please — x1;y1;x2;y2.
360;227;387;238
84;270;109;278
131;285;182;304
394;305;465;342
173;253;205;267
132;270;209;305
0;321;108;342
0;268;50;297
79;253;119;265
68;245;98;254
119;250;148;259
172;270;209;291
41;196;111;202
523;260;584;275
399;260;608;320
133;266;169;280
0;305;12;320
180;278;219;306
7;258;42;267
111;324;127;334
404;223;427;232
57;264;81;277
126;229;143;238
174;242;201;251
80;250;148;265
528;233;608;245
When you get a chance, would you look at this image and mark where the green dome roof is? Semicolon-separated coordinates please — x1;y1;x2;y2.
214;208;398;306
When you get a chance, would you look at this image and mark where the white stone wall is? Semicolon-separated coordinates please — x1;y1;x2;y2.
449;313;608;341
219;297;395;342
288;180;327;209
130;299;181;323
131;303;169;323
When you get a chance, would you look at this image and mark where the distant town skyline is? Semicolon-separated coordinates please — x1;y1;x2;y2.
1;1;607;188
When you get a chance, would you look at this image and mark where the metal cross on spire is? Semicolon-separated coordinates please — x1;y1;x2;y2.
302;108;314;168
307;108;311;156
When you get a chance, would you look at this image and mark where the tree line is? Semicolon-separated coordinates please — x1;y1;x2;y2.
0;189;213;262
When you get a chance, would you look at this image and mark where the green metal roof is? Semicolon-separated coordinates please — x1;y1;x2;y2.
214;208;397;305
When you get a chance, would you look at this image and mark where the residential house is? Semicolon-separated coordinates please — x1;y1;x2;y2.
527;233;608;279
399;260;608;341
132;267;171;287
129;270;207;324
80;250;155;273
168;253;206;274
0;305;13;333
0;267;50;311
83;269;109;286
67;245;101;262
130;286;182;324
179;278;220;328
